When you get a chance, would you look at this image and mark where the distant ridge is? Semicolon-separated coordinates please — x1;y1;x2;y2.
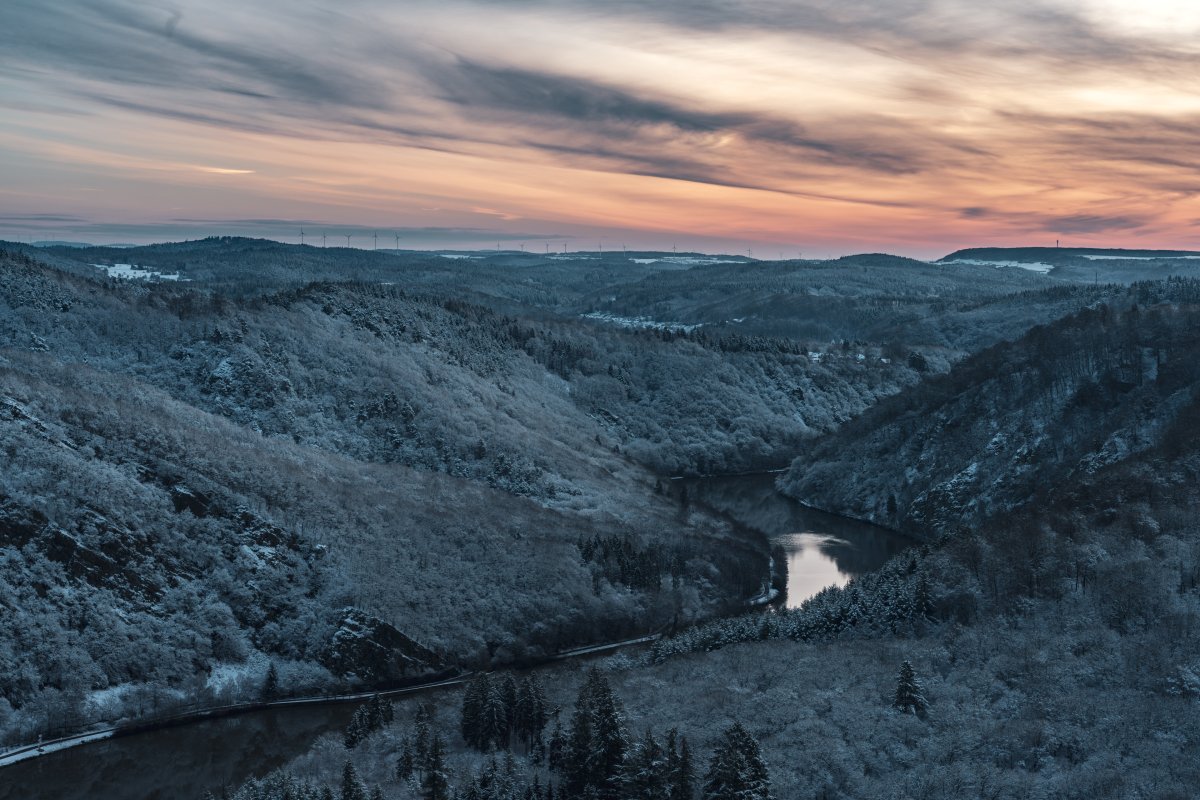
831;253;929;268
940;246;1200;262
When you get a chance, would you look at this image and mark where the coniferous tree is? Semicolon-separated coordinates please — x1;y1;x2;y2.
514;675;549;750
369;788;385;800
501;676;519;741
414;703;433;762
587;673;628;800
563;699;593;797
893;660;929;717
670;734;695;800
341;761;367;800
480;680;510;751
702;723;769;800
344;715;366;750
547;723;566;773
396;740;415;781
461;674;490;750
262;663;280;701
624;728;667;799
558;669;628;799
422;735;451;800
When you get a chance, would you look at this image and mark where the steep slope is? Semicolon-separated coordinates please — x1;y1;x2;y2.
780;278;1200;536
0;250;763;746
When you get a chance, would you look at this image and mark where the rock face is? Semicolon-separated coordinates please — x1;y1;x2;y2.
322;608;441;685
1;497;163;602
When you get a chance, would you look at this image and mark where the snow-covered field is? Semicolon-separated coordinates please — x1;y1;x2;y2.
1081;254;1200;260
92;263;185;281
630;257;748;266
581;312;701;333
942;258;1054;274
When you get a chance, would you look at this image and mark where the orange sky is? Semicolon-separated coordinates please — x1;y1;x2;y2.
2;0;1200;257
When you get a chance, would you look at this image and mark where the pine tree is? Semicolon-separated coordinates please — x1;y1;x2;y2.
341;761;366;800
559;669;628;799
515;675;549;750
914;574;933;619
262;663;280;701
587;672;628;800
499;676;518;753
396;740;415;781
461;674;490;750
624;728;666;799
415;703;433;762
480;680;509;751
547;723;566;773
702;723;769;800
893;660;929;717
422;735;451;800
670;735;695;800
369;788;385;800
344;715;366;750
563;701;593;797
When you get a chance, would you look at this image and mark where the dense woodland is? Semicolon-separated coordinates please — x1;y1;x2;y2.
3;239;1200;799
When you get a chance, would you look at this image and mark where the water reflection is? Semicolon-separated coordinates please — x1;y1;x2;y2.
2;473;913;799
1;702;356;800
680;473;914;608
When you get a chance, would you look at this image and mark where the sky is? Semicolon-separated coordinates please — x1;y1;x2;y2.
2;0;1200;257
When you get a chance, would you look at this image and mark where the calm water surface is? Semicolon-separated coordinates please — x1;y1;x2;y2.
681;473;915;608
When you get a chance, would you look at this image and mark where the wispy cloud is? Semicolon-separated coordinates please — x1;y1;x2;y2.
1;0;1199;253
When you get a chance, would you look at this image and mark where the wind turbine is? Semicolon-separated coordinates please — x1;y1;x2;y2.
373;232;378;250
395;233;400;250
300;228;305;246
322;233;326;248
345;234;352;247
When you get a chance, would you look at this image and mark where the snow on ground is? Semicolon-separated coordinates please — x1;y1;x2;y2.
438;254;483;260
1081;254;1200;260
580;312;701;333
92;263;185;281
0;731;114;768
205;651;270;696
942;258;1055;274
84;684;134;716
630;257;749;266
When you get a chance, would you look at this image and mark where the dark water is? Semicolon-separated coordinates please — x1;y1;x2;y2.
2;474;912;799
681;473;915;608
1;703;356;800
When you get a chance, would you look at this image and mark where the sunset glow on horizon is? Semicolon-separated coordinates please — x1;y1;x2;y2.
3;0;1200;257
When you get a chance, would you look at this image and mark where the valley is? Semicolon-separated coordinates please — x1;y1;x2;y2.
2;239;1199;799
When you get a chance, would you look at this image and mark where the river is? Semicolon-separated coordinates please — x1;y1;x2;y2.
680;473;916;608
2;474;913;799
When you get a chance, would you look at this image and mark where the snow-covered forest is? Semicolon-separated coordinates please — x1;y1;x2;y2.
4;239;1200;799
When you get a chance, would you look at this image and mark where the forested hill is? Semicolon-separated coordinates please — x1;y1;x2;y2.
780;277;1200;536
939;247;1200;284
0;248;775;747
942;246;1200;262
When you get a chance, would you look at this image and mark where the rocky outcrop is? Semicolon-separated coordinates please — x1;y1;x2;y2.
322;608;441;685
